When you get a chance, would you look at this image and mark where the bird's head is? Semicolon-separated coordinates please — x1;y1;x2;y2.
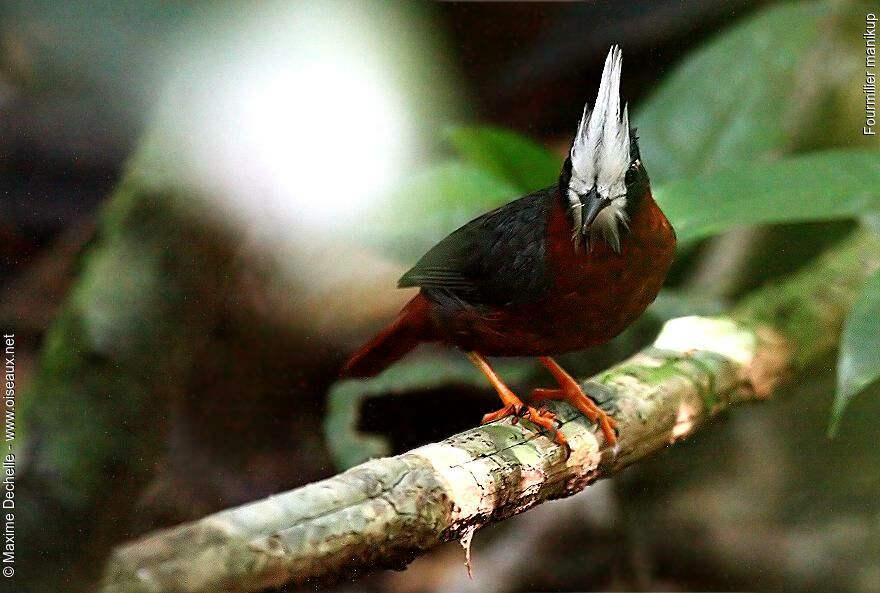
560;45;647;253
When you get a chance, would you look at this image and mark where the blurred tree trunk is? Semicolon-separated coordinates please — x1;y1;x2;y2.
17;177;410;592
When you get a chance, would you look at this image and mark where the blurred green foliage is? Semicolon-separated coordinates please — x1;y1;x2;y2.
371;160;519;259
635;1;854;182
832;270;880;436
445;127;560;192
341;0;880;453
654;150;880;243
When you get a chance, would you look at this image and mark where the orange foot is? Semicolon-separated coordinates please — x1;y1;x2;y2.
481;402;561;436
468;352;567;447
531;356;618;446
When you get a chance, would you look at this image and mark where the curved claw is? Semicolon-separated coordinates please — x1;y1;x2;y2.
481;403;521;425
532;387;617;444
533;357;619;446
469;351;569;450
526;407;568;448
481;403;568;448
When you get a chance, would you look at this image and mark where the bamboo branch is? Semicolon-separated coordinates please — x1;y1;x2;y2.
100;230;880;593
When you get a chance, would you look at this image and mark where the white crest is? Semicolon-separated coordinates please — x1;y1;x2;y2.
568;45;632;252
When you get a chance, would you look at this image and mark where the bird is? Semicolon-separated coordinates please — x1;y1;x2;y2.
341;46;676;448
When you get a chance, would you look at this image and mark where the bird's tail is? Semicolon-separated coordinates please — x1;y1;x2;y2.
340;294;433;378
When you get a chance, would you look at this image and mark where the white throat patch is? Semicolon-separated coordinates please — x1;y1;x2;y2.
568;45;632;252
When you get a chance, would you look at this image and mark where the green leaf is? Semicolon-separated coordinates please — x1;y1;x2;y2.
635;1;838;183
363;161;519;258
654;150;880;244
446;126;560;192
862;212;880;236
362;127;560;258
830;270;880;436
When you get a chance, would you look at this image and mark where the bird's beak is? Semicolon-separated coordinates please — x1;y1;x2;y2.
580;187;612;233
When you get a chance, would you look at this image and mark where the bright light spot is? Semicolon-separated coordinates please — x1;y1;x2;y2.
671;400;698;440
654;316;756;365
230;56;409;228
160;3;423;234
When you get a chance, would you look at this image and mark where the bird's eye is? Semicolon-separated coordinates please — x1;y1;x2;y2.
625;162;639;185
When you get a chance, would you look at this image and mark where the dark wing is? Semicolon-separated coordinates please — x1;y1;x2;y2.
398;188;554;307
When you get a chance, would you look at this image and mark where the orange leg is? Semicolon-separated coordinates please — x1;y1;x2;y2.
531;356;618;446
467;352;565;447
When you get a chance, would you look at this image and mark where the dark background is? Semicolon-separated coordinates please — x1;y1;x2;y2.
6;2;880;592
